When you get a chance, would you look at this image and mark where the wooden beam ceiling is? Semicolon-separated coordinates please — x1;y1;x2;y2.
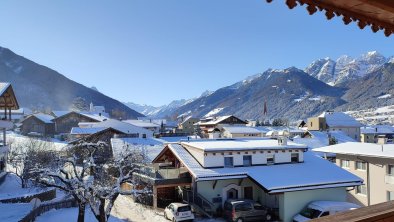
267;0;394;36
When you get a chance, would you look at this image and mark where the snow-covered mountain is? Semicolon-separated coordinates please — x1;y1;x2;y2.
305;51;388;85
125;90;214;118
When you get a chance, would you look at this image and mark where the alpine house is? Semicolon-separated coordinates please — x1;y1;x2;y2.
135;137;363;222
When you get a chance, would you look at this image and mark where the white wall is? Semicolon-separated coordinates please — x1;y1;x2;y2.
203;150;303;168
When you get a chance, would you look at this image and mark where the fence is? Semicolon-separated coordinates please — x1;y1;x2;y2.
19;198;77;222
0;188;56;204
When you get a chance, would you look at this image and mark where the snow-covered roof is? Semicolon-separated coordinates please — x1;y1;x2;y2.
6;133;67;151
165;144;362;193
0;82;10;96
329;131;357;143
222;126;262;134
79;112;108;122
319;111;363;128
197;115;246;126
52;111;71;118
313;142;394;159
70;127;108;135
32;113;54;124
180;138;307;152
87;119;153;135
122;120;160;128
361;126;394;134
111;138;164;162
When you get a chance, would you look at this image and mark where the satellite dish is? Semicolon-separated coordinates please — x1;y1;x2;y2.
30;198;41;209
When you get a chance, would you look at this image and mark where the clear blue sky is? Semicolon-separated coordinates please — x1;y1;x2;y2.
0;0;392;106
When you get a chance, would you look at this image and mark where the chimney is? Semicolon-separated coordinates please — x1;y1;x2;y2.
278;136;288;146
377;136;388;145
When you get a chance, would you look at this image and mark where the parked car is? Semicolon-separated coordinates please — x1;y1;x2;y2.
223;199;273;222
293;201;360;221
164;203;195;222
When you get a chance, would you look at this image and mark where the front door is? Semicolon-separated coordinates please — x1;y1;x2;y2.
227;188;238;199
244;186;253;200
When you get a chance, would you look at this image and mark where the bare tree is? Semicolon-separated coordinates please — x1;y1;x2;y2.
7;137;57;188
36;140;151;222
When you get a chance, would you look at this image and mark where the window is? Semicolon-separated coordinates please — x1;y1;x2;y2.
388;165;394;175
291;153;299;163
356;185;367;195
224;157;234;168
387;191;394;201
355;161;366;171
243;155;252;166
267;155;274;165
340;159;350;168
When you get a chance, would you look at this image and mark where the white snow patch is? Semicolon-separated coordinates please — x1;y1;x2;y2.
204;107;225;118
378;94;391;99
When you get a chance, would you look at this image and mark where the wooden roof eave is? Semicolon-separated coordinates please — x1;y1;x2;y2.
0;85;19;110
267;0;394;37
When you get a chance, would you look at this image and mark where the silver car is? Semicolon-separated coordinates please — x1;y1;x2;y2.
223;199;273;222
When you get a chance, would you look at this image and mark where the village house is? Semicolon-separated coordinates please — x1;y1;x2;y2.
72;119;154;139
221;126;262;138
89;102;109;117
122;119;161;133
360;125;394;144
52;111;108;134
307;111;363;141
195;115;248;138
314;142;394;207
176;116;199;135
20;113;55;137
134;138;362;222
0;83;19;175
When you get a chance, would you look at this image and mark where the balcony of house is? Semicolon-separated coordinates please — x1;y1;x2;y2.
133;164;192;186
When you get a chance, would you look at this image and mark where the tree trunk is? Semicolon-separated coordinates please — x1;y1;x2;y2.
98;198;106;222
78;203;85;222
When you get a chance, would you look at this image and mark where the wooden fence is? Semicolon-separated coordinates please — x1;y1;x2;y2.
0;188;56;204
19;198;77;222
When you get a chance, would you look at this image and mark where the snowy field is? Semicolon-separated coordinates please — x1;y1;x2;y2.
36;207;124;222
0;203;32;222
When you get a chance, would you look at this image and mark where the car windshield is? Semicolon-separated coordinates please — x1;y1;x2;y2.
300;207;322;219
177;206;191;212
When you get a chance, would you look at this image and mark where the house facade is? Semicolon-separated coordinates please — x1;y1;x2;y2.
20;113;55;137
314;142;394;207
177;117;199;135
136;138;362;222
307;111;362;141
52;111;106;134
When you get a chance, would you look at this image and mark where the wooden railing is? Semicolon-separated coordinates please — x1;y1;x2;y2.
19;198;77;222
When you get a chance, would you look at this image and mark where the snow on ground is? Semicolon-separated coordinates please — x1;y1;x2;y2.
36;207;124;222
0;173;49;201
111;195;166;222
111;195;225;222
378;94;391;99
203;107;225;118
0;203;32;222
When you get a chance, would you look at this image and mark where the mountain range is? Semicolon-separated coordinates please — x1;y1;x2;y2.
127;51;394;121
0;47;143;119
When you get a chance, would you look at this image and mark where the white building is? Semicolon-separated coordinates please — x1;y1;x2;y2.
137;138;363;222
122;119;160;133
221;126;262;138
